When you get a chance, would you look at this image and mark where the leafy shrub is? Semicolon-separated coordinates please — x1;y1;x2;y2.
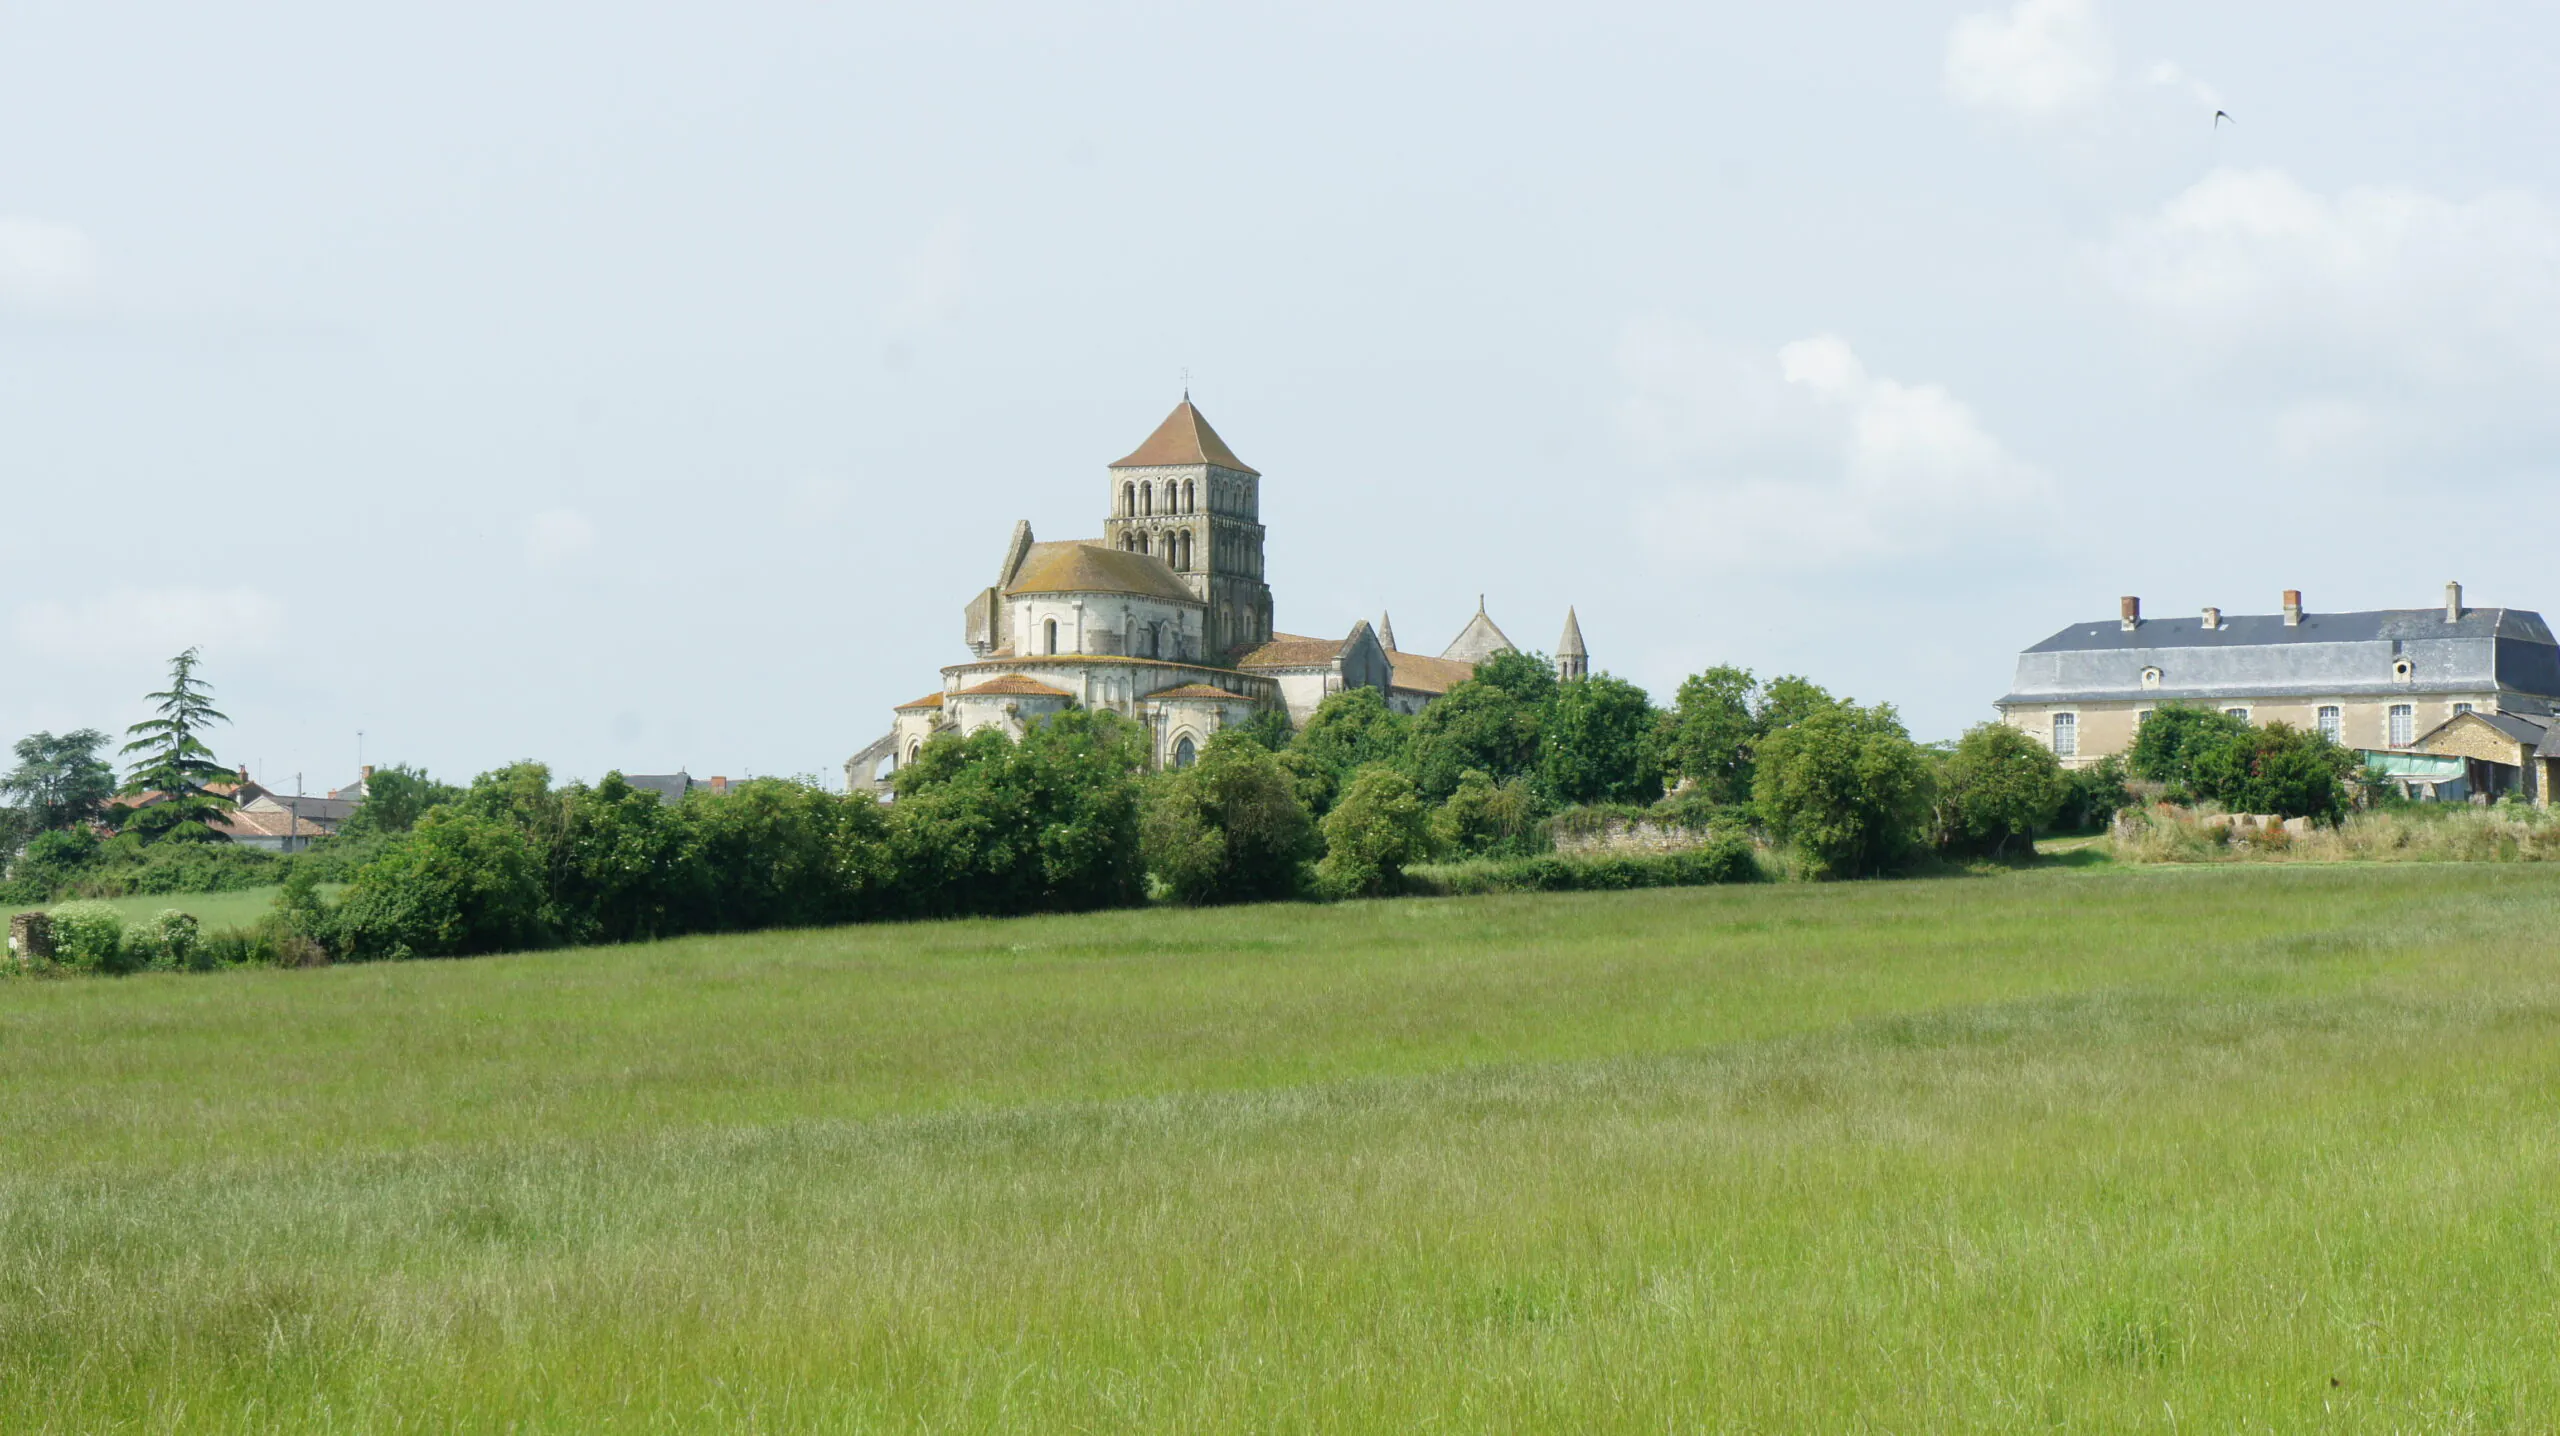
1432;770;1548;858
1931;722;2066;857
1316;768;1432;898
886;711;1149;919
332;811;552;961
2189;722;2359;821
46;900;126;971
1753;704;1935;878
1415;839;1763;895
1142;735;1318;904
124;909;206;971
2129;706;2252;787
670;776;888;931
2056;756;2132;831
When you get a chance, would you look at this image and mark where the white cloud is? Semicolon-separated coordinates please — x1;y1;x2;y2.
0;216;100;307
12;587;284;661
524;508;597;568
1943;0;2112;120
2096;168;2560;388
1618;323;2047;566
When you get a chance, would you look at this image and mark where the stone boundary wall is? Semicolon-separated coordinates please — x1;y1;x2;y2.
1550;819;1714;857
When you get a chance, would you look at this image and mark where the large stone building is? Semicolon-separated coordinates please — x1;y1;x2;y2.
847;400;1586;788
1995;584;2560;798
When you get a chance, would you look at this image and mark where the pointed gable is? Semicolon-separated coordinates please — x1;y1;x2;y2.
1109;400;1260;475
1441;599;1515;664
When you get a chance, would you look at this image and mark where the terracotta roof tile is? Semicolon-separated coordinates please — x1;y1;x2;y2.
956;675;1076;698
1006;541;1200;604
1238;633;1347;669
895;691;946;710
1145;683;1251;702
1388;649;1477;696
1108;400;1259;475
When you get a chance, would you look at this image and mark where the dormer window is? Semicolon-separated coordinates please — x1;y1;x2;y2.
2392;658;2414;682
2140;667;2162;690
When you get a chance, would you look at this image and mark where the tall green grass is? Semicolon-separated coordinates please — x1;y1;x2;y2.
5;866;2559;1429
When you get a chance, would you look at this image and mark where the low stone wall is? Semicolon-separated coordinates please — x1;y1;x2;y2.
1550;819;1714;857
8;911;53;970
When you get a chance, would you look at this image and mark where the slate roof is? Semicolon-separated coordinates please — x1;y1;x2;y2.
1237;633;1347;669
2003;604;2560;705
623;773;694;802
1109;400;1259;475
956;675;1076;698
1005;541;1200;604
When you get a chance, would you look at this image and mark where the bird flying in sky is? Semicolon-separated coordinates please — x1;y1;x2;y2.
2214;110;2235;128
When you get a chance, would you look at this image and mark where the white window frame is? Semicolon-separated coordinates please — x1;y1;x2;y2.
2317;705;2342;743
2224;707;2251;724
2389;703;2414;747
2051;712;2078;759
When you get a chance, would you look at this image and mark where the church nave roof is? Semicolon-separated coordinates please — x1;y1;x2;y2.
1004;540;1201;605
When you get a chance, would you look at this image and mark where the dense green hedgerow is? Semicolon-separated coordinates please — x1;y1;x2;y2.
1411;838;1763;895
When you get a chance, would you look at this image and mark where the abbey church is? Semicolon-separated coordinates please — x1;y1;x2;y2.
847;399;1588;789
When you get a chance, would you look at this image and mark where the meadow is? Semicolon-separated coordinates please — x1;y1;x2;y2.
5;862;2559;1429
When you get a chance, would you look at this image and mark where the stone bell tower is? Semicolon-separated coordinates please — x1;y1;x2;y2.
1103;397;1273;657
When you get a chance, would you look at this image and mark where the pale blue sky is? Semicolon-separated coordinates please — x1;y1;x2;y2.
5;0;2555;786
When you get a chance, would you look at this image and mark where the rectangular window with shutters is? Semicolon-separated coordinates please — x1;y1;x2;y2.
2052;713;2077;758
2390;703;2414;747
2224;707;2250;723
2317;706;2342;742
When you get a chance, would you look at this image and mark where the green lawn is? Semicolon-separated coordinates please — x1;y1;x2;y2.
5;864;2559;1429
82;886;300;930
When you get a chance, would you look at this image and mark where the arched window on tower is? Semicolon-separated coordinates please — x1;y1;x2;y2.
1122;481;1135;516
1178;531;1192;570
1184;479;1196;513
1142;483;1153;516
1044;618;1058;655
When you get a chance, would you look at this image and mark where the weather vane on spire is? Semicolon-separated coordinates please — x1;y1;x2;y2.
1181;366;1191;402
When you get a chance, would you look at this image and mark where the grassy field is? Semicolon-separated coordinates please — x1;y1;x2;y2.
6;863;2560;1430
82;886;299;930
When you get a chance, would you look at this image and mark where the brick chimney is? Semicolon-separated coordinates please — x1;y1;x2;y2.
2120;596;2141;632
2201;606;2221;630
2445;580;2463;623
711;776;729;796
2283;589;2302;626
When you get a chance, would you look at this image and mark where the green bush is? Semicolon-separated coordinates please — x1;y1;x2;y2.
46;900;126;971
1432;770;1548;858
1931;722;2066;858
1753;704;1935;879
124;909;205;971
1316;768;1432;898
332;811;553;961
1142;735;1318;904
1417;839;1763;895
886;711;1149;919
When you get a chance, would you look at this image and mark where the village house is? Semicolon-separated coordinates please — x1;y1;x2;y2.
1997;584;2560;803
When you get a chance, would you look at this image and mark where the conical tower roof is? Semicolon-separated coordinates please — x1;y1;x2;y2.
1378;611;1398;652
1109;399;1259;475
1557;606;1586;657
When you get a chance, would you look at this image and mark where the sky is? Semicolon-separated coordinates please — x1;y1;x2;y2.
5;0;2557;787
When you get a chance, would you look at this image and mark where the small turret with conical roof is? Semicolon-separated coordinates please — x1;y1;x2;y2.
1557;607;1588;681
1378;611;1398;652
